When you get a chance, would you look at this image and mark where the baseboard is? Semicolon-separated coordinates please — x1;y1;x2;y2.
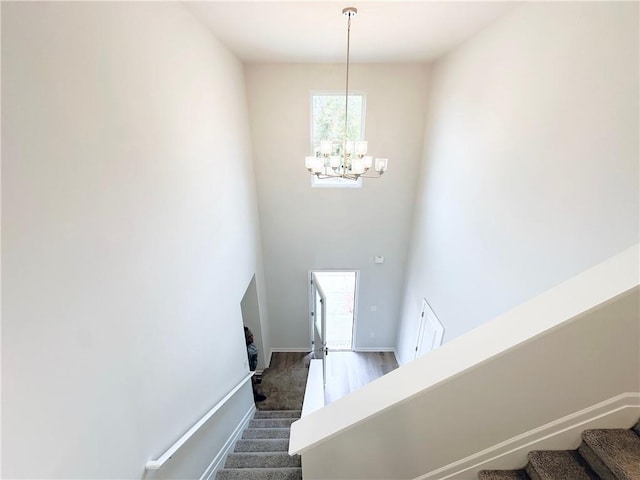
353;347;396;352
415;392;640;480
200;403;256;480
270;348;311;354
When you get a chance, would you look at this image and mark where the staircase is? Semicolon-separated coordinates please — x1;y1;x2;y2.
215;410;302;480
479;420;640;479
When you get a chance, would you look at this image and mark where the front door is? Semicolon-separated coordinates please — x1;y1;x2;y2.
311;273;327;385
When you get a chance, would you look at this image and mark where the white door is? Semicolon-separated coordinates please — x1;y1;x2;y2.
311;273;328;385
415;299;445;359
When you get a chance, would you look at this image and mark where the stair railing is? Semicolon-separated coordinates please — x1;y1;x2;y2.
145;372;254;470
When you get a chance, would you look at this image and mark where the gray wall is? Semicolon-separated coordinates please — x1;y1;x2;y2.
396;2;640;364
245;64;429;350
2;2;267;478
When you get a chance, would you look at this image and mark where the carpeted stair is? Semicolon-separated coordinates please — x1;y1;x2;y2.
215;410;302;480
479;419;640;480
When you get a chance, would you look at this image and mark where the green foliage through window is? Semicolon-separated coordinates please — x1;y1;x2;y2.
312;94;364;147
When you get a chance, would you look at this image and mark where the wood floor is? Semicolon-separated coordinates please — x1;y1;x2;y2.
266;351;399;406
324;351;398;404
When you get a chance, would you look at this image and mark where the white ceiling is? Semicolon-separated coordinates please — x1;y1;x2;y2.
184;1;520;64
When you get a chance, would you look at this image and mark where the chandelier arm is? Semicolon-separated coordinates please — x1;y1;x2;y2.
314;172;382;181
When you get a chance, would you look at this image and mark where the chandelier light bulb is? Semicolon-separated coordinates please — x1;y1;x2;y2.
305;156;316;171
375;158;388;173
352;157;365;175
345;141;354;155
313;157;324;174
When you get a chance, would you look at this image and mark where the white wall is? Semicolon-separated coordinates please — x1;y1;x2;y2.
291;245;640;479
246;64;429;350
2;2;267;478
396;2;639;364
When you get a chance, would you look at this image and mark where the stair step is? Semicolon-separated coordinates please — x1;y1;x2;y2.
234;438;289;452
243;428;291;439
215;467;302;480
579;429;640;480
254;410;301;419
249;418;297;429
476;420;640;479
225;452;301;469
478;470;529;479
526;450;598;480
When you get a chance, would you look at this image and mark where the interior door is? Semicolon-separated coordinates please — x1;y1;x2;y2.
311;273;328;385
415;299;445;359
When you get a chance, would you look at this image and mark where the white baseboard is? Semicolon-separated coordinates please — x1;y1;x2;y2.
416;392;640;480
200;404;256;480
353;347;396;352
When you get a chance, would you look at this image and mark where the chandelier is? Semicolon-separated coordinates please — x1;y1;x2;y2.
305;7;388;181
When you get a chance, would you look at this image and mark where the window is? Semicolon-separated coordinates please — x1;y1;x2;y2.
310;92;366;188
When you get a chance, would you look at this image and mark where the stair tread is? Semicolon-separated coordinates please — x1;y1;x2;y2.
254;410;302;419
243;428;291;439
478;470;529;479
234;438;289;452
526;450;597;480
225;452;301;469
581;429;640;480
216;467;302;480
249;418;297;429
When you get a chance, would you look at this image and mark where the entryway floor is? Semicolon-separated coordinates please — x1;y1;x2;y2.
262;351;399;407
324;351;398;405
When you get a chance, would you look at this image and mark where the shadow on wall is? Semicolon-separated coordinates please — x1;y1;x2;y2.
241;274;266;370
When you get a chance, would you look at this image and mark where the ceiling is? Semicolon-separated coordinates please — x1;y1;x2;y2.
184;1;520;64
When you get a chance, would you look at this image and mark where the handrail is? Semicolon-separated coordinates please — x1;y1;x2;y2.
146;372;254;470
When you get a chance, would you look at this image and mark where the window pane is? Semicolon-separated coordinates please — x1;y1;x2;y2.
312;94;364;145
